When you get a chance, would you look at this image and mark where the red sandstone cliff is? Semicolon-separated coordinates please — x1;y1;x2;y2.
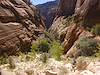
0;0;45;55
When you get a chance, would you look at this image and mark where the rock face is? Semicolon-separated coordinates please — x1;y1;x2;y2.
57;0;77;17
75;0;100;23
37;0;100;28
66;30;94;58
37;0;59;28
49;17;83;54
50;0;100;55
62;24;83;53
57;0;100;23
0;0;45;55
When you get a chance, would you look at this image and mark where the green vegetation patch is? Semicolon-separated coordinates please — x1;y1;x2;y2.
31;39;50;53
31;38;64;61
91;24;100;36
49;41;64;60
76;37;98;56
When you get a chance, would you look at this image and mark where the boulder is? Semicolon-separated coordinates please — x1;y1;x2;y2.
45;71;57;75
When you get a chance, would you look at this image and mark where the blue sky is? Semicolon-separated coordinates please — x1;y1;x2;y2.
31;0;55;5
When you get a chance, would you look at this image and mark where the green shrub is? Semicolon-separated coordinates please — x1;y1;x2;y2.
49;41;64;60
31;43;38;52
76;37;98;56
0;56;8;65
31;38;64;61
38;39;50;53
91;24;100;36
31;39;50;53
0;53;9;65
38;39;50;52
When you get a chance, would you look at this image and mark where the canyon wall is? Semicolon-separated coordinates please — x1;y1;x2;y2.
0;0;45;55
50;0;100;56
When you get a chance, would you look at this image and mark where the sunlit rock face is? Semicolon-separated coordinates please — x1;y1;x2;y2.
0;0;45;55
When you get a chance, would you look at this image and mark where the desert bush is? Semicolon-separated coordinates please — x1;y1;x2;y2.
30;37;64;60
27;52;36;60
91;24;100;36
31;39;50;53
0;53;9;65
0;56;8;65
94;44;100;58
31;43;38;53
49;41;64;60
76;37;98;56
38;39;50;53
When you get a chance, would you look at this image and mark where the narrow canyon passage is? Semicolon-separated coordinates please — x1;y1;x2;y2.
0;0;100;75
